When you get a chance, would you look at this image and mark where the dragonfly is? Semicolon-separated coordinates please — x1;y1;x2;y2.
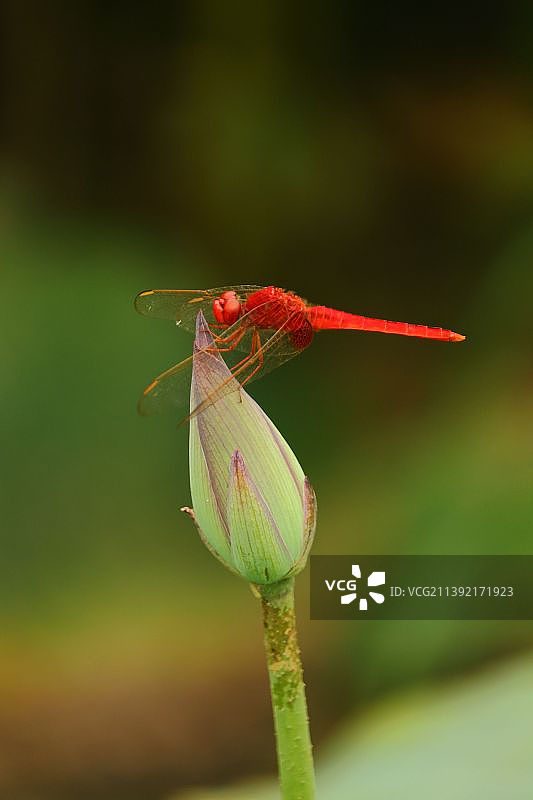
135;284;465;420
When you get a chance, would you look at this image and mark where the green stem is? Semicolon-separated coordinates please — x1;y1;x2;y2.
258;578;316;800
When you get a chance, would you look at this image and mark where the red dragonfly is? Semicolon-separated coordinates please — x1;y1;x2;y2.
135;284;465;419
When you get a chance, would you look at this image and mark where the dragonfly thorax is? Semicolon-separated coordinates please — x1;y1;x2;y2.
213;291;243;326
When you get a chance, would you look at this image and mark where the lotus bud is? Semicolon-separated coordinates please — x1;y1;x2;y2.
182;312;316;585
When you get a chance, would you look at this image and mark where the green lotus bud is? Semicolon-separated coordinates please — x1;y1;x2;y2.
182;312;316;585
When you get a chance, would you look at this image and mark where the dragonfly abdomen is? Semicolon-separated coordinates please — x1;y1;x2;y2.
307;306;465;342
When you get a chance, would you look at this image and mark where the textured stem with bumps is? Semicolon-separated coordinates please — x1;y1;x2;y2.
258;578;315;799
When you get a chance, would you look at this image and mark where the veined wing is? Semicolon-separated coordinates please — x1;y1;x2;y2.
134;285;264;334
138;304;313;420
138;299;289;416
138;319;255;416
187;311;314;422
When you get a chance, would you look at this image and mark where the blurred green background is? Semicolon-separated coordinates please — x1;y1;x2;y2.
1;3;532;798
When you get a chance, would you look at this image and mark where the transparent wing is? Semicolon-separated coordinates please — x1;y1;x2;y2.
134;285;264;333
187;311;314;422
137;313;255;416
138;300;285;416
138;305;313;420
138;352;193;417
232;311;313;386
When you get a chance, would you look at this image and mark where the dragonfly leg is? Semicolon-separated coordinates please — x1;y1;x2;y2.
229;328;260;375
207;327;246;354
212;326;245;344
230;329;261;401
240;330;264;388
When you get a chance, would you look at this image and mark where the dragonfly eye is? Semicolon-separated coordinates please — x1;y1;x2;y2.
213;292;242;325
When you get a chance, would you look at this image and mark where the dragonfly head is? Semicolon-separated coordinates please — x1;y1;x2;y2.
213;291;242;326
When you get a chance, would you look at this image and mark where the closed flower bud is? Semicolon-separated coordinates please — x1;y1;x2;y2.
182;312;316;585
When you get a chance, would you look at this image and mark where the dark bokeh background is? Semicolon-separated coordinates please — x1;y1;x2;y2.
1;4;532;799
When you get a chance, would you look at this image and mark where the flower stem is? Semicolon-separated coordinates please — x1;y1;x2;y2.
258;578;316;800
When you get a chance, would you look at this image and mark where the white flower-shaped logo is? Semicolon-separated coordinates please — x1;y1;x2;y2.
340;564;386;611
